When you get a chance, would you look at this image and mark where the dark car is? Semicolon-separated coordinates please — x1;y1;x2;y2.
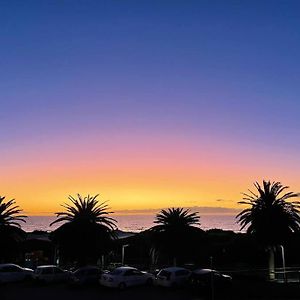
189;268;232;291
70;266;103;285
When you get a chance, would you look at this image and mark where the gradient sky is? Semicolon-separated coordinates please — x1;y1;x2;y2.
1;0;300;215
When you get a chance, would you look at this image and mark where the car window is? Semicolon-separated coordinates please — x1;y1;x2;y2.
124;269;135;276
175;270;189;277
41;268;53;275
110;269;122;275
132;270;143;276
53;268;64;274
2;266;22;272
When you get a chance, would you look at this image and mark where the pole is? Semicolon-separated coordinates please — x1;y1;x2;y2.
121;246;125;265
210;256;214;300
121;244;129;265
279;245;286;283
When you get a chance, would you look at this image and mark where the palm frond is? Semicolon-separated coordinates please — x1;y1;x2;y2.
0;196;27;227
236;180;300;244
50;194;117;230
152;207;200;232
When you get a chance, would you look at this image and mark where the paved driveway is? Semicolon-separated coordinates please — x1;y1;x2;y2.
0;283;204;300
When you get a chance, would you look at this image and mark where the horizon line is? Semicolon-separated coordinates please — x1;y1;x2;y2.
24;206;240;216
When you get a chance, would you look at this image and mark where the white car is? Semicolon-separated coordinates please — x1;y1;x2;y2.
0;263;34;283
155;267;191;287
33;265;70;283
100;266;154;289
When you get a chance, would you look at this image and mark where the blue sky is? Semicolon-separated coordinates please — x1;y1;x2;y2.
1;1;300;213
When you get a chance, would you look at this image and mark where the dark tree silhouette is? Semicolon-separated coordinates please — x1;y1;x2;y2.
236;180;300;279
50;194;117;266
0;196;27;262
150;208;201;266
0;196;27;226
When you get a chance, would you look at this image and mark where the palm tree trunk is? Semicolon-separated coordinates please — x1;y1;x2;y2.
268;246;275;281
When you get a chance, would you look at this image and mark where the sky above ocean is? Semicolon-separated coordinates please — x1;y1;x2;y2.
1;1;300;215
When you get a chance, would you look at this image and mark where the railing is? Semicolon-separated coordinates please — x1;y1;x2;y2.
273;267;300;283
217;266;300;283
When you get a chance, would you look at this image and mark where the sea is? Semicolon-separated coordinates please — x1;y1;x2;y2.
22;214;242;233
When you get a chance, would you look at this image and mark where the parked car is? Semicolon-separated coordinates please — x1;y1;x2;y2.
189;268;232;291
100;266;154;289
33;265;70;283
0;263;34;283
70;266;103;286
155;267;191;288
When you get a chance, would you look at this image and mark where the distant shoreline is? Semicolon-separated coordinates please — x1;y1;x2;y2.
21;213;242;233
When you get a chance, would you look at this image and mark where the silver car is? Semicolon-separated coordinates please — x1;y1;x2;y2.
0;263;33;283
33;265;70;283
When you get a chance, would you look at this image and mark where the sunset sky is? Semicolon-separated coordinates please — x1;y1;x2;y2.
1;1;300;215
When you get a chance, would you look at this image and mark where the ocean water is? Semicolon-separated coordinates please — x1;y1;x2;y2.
21;214;241;233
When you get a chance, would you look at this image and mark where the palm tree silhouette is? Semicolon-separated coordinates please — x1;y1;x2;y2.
0;196;27;226
236;180;300;280
151;208;200;266
0;196;27;261
153;207;200;230
50;194;116;228
50;194;117;266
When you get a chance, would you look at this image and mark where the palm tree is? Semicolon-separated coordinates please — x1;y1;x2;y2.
236;180;300;280
0;196;27;226
0;196;27;262
50;194;117;266
150;208;201;266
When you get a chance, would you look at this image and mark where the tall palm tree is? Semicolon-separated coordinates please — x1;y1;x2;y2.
0;196;27;262
151;208;201;266
50;194;117;266
236;180;300;280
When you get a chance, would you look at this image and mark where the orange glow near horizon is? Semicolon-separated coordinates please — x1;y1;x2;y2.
2;133;300;216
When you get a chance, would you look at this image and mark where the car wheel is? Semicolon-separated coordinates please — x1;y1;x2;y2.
118;282;126;290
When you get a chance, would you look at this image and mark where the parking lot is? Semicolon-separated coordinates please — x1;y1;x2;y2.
1;279;300;300
0;282;204;300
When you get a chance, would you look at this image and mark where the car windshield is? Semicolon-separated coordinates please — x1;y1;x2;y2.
74;269;85;276
109;269;123;275
158;270;171;279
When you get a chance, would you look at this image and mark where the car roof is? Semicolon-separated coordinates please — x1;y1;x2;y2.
193;269;216;274
36;265;58;269
160;267;189;272
0;263;20;268
114;266;137;271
